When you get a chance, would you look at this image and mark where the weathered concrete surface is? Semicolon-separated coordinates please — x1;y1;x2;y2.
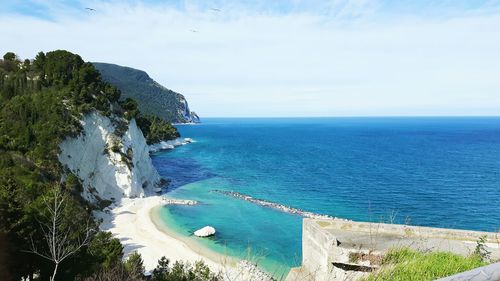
436;262;500;281
286;218;500;281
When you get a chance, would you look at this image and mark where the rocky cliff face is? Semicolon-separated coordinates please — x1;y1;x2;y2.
179;97;200;123
58;112;160;202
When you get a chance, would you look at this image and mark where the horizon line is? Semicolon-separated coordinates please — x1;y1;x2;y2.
196;115;500;119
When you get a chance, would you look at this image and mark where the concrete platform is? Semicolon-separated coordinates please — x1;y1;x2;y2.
287;218;500;281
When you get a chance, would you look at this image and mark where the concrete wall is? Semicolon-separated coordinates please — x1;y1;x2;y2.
287;218;500;281
300;218;337;280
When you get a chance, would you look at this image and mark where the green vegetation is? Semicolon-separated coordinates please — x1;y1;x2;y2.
93;62;199;123
362;247;487;281
0;50;188;280
117;97;180;144
151;257;221;281
474;235;492;262
82;255;220;281
137;115;180;144
123;252;145;280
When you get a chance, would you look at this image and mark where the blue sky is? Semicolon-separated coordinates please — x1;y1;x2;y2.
2;0;500;117
4;0;500;18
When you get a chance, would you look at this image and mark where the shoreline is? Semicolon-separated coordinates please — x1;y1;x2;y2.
149;204;241;268
96;195;274;280
96;196;232;274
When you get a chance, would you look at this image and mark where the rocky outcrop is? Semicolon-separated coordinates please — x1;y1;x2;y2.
58;112;161;202
178;97;200;123
234;260;274;281
162;198;198;205
148;138;194;153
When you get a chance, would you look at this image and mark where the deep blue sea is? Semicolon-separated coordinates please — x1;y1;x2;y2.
152;117;500;275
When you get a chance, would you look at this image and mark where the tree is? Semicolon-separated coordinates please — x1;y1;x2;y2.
27;188;95;281
124;251;145;279
87;231;123;270
152;256;170;281
136;115;179;144
2;52;20;72
3;52;16;61
151;257;221;281
33;51;46;72
119;97;139;119
0;232;11;280
79;262;143;281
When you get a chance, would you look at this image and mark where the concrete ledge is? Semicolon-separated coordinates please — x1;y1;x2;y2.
311;218;500;243
291;218;500;281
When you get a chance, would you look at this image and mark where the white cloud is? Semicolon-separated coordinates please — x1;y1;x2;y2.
1;1;500;117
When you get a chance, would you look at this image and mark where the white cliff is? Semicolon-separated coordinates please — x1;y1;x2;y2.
58;112;160;201
178;97;200;123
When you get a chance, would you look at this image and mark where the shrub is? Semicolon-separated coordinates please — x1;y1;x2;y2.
124;252;145;279
151;257;221;281
362;247;486;281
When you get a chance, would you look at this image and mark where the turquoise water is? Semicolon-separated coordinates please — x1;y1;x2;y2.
152;117;500;274
155;179;301;277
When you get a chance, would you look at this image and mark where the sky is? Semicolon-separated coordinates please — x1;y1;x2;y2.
1;0;500;117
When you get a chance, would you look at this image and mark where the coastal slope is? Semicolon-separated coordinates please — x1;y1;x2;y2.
93;62;200;124
0;49;220;280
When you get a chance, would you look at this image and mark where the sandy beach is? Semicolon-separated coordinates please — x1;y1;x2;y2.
95;195;279;281
96;196;232;274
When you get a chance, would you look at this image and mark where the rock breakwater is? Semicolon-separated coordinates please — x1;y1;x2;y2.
212;190;342;220
161;197;198;205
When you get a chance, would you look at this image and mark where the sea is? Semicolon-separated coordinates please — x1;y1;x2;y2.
151;117;500;276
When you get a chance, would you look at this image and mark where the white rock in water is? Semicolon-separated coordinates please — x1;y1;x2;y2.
194;226;216;237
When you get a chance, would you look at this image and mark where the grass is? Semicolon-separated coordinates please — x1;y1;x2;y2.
361;247;486;281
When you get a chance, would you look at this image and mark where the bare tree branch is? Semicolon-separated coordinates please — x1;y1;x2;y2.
26;187;95;281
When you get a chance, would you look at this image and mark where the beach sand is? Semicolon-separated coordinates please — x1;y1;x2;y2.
96;195;275;281
96;196;232;274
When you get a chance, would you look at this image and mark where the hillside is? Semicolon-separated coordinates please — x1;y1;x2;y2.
93;62;200;124
0;50;179;280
